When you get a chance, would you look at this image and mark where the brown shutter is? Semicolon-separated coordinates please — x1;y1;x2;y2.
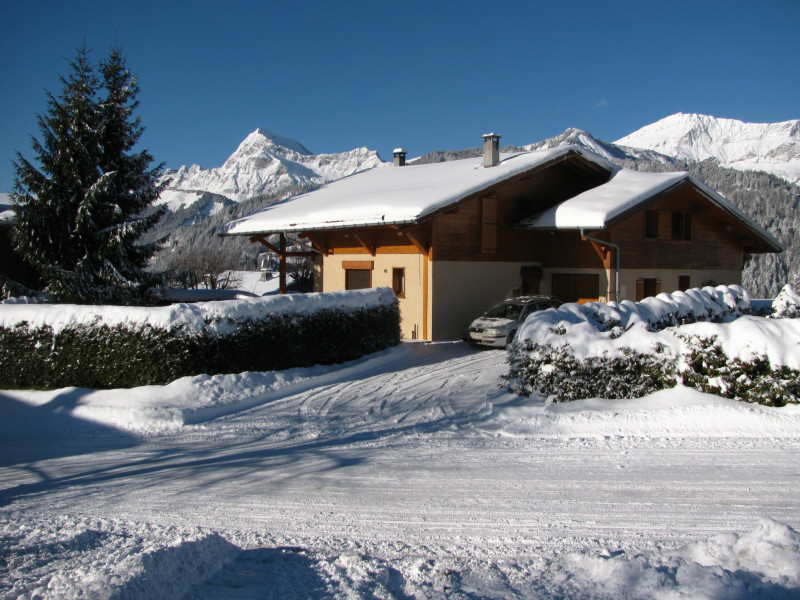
481;196;498;253
658;210;671;240
636;278;645;301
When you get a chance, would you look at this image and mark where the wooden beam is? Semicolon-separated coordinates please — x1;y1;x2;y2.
302;231;329;256
402;229;429;255
583;236;612;269
353;232;376;257
249;235;281;254
422;252;429;340
278;233;287;294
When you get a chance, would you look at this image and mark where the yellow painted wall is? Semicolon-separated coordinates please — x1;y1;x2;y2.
323;252;427;340
429;261;540;341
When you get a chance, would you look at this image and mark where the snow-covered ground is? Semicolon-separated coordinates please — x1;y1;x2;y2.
2;336;800;599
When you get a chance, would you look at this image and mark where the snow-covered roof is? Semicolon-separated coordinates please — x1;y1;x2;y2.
221;146;613;236
519;169;688;229
519;168;783;252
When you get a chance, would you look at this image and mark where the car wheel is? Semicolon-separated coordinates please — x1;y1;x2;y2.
506;330;517;347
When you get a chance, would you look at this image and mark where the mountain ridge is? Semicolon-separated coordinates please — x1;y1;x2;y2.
615;113;800;183
157;128;385;211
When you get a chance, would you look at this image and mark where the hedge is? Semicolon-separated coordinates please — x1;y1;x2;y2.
0;290;401;390
505;285;800;406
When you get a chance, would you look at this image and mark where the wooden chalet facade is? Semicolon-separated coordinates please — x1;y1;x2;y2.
222;136;782;341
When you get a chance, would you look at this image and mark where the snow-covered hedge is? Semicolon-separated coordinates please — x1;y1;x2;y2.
506;285;800;406
772;284;800;318
0;288;401;390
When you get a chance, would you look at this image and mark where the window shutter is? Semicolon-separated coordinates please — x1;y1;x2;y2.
481;196;498;253
636;278;645;301
658;210;671;240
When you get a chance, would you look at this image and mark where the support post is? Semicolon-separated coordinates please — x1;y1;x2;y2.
279;232;287;295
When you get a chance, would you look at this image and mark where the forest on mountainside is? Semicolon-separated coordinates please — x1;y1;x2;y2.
143;185;313;286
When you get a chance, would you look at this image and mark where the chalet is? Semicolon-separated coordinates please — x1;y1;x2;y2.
221;134;782;341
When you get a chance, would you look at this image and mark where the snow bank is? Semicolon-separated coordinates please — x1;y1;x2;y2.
1;345;412;434
0;515;239;600
516;284;800;368
3;513;798;599
0;287;397;335
490;386;800;438
559;518;800;599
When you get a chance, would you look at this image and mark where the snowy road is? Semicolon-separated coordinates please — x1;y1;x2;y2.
2;342;800;598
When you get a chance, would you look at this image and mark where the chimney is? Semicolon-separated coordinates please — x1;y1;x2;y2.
393;148;407;167
482;133;501;167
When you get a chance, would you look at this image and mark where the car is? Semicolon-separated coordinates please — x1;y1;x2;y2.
464;295;562;348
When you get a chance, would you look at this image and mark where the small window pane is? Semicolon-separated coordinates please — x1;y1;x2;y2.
345;269;371;290
671;211;684;240
392;268;405;297
644;210;659;238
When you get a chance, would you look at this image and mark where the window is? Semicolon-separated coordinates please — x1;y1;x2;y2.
645;210;659;239
392;268;405;297
682;213;692;241
636;277;661;301
645;210;692;240
343;260;373;290
345;269;371;290
551;273;600;304
678;275;691;291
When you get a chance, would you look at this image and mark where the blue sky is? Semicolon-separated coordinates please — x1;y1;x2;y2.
2;0;798;192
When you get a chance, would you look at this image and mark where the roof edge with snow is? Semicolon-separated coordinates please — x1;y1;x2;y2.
219;146;615;237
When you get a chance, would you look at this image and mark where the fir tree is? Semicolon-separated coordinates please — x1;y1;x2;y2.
11;44;164;304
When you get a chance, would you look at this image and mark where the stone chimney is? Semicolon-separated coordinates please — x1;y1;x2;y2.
482;133;501;167
393;148;407;167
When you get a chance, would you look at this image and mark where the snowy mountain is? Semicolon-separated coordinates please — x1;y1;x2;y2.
157;128;386;212
0;192;13;222
522;127;676;164
615;113;800;183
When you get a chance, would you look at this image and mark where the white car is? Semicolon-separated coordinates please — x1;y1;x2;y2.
465;296;562;348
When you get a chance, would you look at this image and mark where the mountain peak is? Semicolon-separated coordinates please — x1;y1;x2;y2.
158;130;384;210
241;128;314;156
616;113;800;183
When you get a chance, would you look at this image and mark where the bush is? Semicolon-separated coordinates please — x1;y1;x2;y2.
506;285;800;406
0;297;400;390
505;335;799;407
680;336;799;407
504;341;675;401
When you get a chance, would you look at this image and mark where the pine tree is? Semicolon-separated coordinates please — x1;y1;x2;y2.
11;44;164;304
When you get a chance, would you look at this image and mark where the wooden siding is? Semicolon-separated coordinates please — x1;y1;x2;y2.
606;186;745;271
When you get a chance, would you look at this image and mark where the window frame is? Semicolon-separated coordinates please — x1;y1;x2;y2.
392;267;405;298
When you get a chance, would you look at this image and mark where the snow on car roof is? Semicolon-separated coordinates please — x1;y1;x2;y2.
221;145;614;236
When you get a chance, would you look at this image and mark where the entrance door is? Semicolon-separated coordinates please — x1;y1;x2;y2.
551;273;599;304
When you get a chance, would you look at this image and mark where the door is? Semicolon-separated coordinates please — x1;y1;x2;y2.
551;273;600;304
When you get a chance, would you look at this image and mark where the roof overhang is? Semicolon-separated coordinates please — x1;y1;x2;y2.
220;145;615;238
517;169;783;254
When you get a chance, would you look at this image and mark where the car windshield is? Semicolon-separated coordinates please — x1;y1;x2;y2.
484;302;524;320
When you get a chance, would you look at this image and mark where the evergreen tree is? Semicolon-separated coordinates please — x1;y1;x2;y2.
11;44;164;304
